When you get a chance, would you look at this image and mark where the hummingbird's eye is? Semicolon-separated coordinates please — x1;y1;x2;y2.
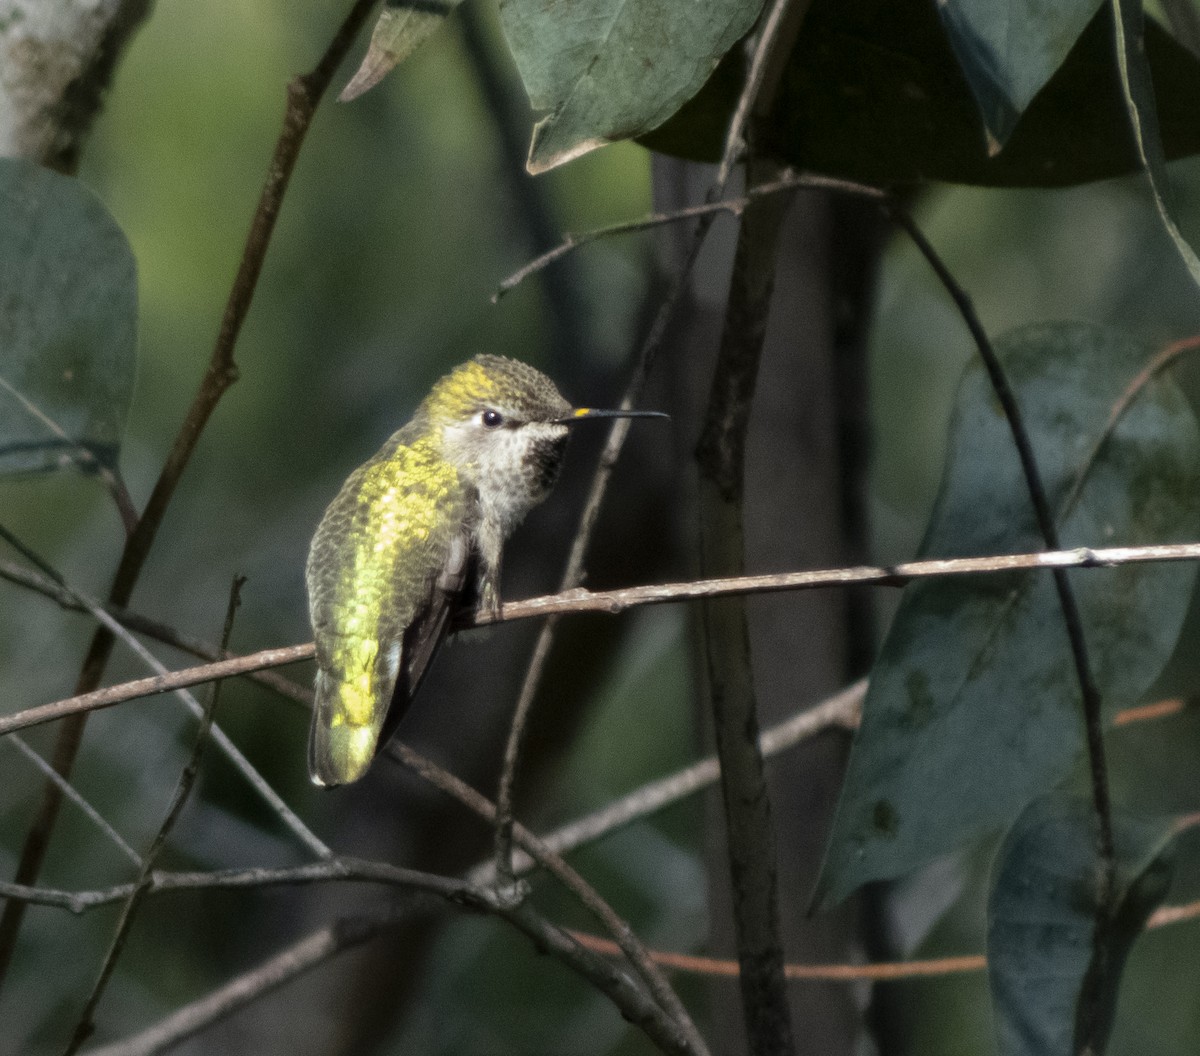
481;409;504;428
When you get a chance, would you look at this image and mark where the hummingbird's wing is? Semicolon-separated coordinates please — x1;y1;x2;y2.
374;531;475;755
306;433;472;786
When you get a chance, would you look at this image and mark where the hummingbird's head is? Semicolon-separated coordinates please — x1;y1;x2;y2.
424;355;574;535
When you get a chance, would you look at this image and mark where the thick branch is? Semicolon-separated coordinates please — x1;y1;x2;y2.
695;155;797;1056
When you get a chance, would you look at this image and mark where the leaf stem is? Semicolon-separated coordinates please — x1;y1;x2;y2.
889;206;1118;1033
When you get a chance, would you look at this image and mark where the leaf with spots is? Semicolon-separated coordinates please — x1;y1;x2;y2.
813;322;1200;907
0;159;137;477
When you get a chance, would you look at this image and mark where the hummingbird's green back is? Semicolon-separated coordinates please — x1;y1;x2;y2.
306;420;471;785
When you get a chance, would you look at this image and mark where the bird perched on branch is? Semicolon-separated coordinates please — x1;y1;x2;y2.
305;354;666;786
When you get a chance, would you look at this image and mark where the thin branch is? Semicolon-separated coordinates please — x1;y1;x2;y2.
0;535;329;859
81;918;392;1056
63;578;244;1056
571;871;1200;982
0;556;313;702
493;173;885;301
390;741;711;1056
9;542;1200;738
0;374;138;534
0;0;375;989
1061;333;1200;516
0;646;315;738
0;859;473;915
889;207;1118;971
4;735;142;868
569;929;987;982
8;848;1199;970
470;680;865;887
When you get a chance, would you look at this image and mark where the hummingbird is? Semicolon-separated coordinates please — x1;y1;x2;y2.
305;354;667;786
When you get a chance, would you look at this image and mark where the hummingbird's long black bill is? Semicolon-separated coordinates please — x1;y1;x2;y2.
556;407;670;424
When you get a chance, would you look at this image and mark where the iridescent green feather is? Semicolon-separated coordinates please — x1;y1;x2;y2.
306;420;471;785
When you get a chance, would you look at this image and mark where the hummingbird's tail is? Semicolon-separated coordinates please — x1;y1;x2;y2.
308;669;385;786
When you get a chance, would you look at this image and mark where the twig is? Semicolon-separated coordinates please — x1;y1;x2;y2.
470;680;865;887
0;534;329;859
569;930;987;982
0;374;138;534
81;917;394;1056
0;646;315;737
0;0;376;990
493;173;885;301
0;556;313;702
1061;333;1200;516
888;206;1117;1048
82;889;704;1056
390;741;710;1056
4;735;142;868
62;578;244;1055
9;542;1200;738
0;859;473;914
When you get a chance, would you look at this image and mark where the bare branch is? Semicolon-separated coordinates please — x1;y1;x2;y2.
493;172;885;301
390;742;711;1056
0;556;314;702
471;680;866;887
4;735;141;868
0;646;315;737
18;692;1177;1053
0;859;474;914
8;542;1200;738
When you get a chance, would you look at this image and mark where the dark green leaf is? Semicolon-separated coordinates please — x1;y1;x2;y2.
642;2;1200;188
1111;0;1200;287
814;322;1200;907
0;159;137;477
339;0;463;103
498;0;764;173
988;793;1175;1056
936;0;1104;149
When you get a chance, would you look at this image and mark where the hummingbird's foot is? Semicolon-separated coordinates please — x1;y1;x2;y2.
479;581;502;622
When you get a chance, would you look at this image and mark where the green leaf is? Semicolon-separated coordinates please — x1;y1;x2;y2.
642;1;1200;188
936;0;1105;150
339;0;464;103
1111;0;1200;288
0;159;138;477
498;0;765;174
988;793;1175;1056
814;322;1200;907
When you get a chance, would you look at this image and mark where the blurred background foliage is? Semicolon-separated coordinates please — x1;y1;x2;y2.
3;0;1200;1054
